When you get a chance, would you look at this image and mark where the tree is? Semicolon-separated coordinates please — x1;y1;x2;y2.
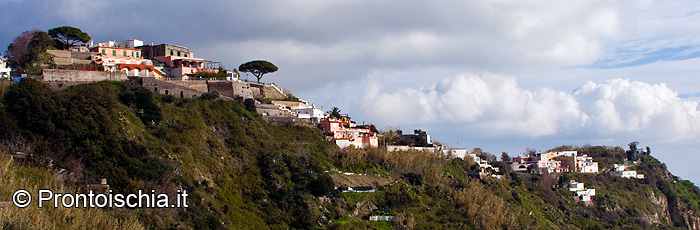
329;107;342;119
4;30;55;73
48;26;91;49
501;152;511;162
626;141;639;161
4;30;33;71
238;60;278;83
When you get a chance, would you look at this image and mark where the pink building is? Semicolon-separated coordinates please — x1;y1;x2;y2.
139;43;219;80
90;46;154;77
319;117;378;148
153;56;218;80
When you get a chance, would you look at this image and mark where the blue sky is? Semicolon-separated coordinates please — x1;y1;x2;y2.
2;0;699;183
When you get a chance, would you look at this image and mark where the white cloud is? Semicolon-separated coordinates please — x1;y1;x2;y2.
573;79;700;140
361;74;700;141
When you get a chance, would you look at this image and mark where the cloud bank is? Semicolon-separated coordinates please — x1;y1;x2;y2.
362;74;700;141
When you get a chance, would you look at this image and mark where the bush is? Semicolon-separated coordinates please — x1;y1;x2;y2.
199;91;220;100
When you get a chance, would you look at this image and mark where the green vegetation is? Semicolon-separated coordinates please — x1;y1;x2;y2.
48;26;91;49
0;152;143;229
192;67;229;80
238;60;278;83
1;79;699;229
4;30;56;74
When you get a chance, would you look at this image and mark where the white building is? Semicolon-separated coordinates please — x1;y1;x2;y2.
293;106;326;124
569;180;595;201
569;181;585;192
576;155;599;173
96;39;144;49
611;164;645;179
443;148;468;158
577;189;596;201
467;153;499;173
0;57;11;79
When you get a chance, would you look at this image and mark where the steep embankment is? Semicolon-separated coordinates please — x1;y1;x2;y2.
1;78;699;229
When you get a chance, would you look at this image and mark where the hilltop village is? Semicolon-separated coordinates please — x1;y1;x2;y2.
2;34;651;198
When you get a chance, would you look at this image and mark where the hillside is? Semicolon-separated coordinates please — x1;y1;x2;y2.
1;78;700;229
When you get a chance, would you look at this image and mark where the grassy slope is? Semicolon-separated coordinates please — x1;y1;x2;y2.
0;153;143;229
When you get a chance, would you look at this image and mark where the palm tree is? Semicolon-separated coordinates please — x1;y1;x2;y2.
329;107;342;119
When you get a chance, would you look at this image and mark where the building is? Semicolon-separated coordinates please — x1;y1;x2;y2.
569;180;596;201
537;159;565;174
468;153;500;173
320;117;379;148
369;216;395;221
613;170;645;179
338;186;375;193
139;43;193;59
138;43;219;80
0;57;10;79
90;42;155;77
443;148;468;158
576;155;599;173
96;39;143;49
293;106;326;124
611;163;645;179
511;155;539;172
569;181;585;192
536;151;599;174
391;130;432;147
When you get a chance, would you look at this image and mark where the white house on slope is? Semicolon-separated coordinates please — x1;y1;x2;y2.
569;180;596;201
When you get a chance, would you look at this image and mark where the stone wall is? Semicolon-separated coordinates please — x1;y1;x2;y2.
139;77;205;99
232;81;256;99
136;78;287;101
163;80;209;92
42;69;127;82
206;81;235;98
46;50;94;66
271;100;306;109
248;82;286;100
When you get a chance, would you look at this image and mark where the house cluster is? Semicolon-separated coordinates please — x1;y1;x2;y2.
257;100;327;124
512;151;599;174
45;39;228;80
319;116;379;148
569;180;596;201
611;163;645;179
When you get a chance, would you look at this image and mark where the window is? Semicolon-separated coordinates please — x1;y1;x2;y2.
112;50;116;56
101;49;105;55
135;52;139;58
177;51;181;56
123;51;127;57
170;50;173;56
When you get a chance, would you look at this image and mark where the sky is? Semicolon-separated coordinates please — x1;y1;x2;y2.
1;0;699;183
